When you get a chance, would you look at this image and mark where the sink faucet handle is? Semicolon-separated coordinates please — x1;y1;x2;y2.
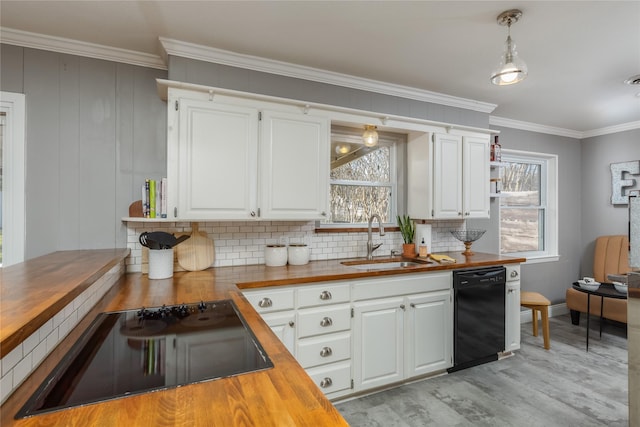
391;249;401;257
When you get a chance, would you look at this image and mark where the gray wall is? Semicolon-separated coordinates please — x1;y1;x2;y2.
0;44;167;259
2;43;636;307
168;56;490;129
469;127;583;304
580;129;640;276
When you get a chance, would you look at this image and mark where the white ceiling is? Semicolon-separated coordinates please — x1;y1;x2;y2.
1;1;639;135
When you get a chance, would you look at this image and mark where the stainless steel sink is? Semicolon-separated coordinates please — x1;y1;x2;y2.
343;260;429;271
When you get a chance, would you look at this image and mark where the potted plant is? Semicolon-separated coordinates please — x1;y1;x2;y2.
397;215;416;257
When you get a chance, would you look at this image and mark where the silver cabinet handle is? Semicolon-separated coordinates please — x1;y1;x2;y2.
320;290;332;300
410;303;415;308
510;270;519;278
320;317;333;327
250;211;256;217
258;297;273;308
288;321;295;327
320;377;333;388
508;289;515;294
400;304;406;310
320;347;333;357
321;211;327;216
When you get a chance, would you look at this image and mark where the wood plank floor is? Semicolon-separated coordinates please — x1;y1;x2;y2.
335;314;628;426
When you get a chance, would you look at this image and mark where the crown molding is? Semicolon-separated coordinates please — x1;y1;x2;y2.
0;28;166;70
159;37;497;114
489;116;583;139
490;116;640;139
581;121;640;138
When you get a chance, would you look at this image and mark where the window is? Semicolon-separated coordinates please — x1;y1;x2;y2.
1;92;26;267
323;126;404;226
499;150;558;260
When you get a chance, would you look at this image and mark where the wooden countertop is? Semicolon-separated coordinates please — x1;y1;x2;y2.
0;249;130;358
1;250;523;426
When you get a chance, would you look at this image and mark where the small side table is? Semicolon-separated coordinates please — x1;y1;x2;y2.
571;282;627;351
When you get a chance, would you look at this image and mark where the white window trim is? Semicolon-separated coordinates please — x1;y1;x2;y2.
1;91;26;267
500;149;558;261
321;129;404;228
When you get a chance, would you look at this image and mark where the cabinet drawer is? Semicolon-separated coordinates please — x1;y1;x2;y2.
297;304;351;338
298;282;350;308
297;332;351;368
244;288;295;314
306;361;351;396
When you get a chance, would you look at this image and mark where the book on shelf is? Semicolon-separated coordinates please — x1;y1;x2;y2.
140;178;167;218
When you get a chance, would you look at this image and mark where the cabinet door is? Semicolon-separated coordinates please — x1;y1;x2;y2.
463;136;490;218
261;311;296;356
353;297;404;391
505;281;521;352
173;97;259;219
405;291;452;377
259;110;329;220
432;133;463;219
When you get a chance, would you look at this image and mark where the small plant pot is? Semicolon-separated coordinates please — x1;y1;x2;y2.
402;243;416;258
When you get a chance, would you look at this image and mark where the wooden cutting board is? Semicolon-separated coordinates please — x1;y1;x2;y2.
176;223;215;271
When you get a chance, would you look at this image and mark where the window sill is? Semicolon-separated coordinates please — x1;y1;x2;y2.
522;255;560;264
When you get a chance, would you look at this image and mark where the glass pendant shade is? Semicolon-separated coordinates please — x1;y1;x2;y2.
491;29;527;85
362;125;379;147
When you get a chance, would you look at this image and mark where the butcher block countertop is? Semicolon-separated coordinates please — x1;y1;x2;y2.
1;250;524;426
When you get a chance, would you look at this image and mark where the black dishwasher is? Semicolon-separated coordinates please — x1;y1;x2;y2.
448;266;506;373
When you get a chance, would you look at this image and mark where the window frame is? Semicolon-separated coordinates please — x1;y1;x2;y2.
499;149;558;262
319;127;405;229
1;91;26;267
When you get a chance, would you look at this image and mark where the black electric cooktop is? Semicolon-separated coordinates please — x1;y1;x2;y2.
17;299;272;419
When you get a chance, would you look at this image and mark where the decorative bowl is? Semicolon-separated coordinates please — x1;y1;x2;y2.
577;279;600;291
612;281;628;294
450;229;486;256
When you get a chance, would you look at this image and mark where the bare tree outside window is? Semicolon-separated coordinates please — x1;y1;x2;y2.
328;145;393;224
500;160;544;253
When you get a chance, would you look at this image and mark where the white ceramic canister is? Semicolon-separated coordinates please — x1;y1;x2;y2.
265;244;288;267
288;244;310;265
148;248;174;279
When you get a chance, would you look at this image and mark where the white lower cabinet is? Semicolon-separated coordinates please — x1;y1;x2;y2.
261;311;296;355
244;267;527;400
505;265;521;352
352;273;453;392
405;290;452;377
353;297;404;390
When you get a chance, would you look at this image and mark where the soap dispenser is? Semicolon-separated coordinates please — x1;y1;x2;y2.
419;238;428;258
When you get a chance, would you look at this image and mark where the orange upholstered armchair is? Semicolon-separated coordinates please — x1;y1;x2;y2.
566;235;630;325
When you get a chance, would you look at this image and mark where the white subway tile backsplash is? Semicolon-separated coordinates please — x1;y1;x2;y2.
124;220;466;271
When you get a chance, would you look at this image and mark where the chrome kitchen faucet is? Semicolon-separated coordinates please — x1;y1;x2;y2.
367;214;386;260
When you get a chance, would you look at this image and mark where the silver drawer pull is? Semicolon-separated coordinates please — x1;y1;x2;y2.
258;297;273;308
510;270;519;278
320;290;332;300
288;321;295;327
320;377;333;388
320;317;333;327
320;347;333;357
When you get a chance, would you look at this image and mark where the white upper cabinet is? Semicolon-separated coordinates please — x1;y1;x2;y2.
166;88;329;220
462;135;490;218
170;97;259;220
408;132;490;220
259;110;329;220
432;133;464;219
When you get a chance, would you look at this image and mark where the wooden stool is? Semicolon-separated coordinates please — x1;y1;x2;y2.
520;291;551;350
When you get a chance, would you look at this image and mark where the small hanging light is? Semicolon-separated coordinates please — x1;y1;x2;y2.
335;143;351;155
490;9;528;86
362;125;379;147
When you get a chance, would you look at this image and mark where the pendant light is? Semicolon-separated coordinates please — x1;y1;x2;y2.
490;9;528;86
362;125;379;147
